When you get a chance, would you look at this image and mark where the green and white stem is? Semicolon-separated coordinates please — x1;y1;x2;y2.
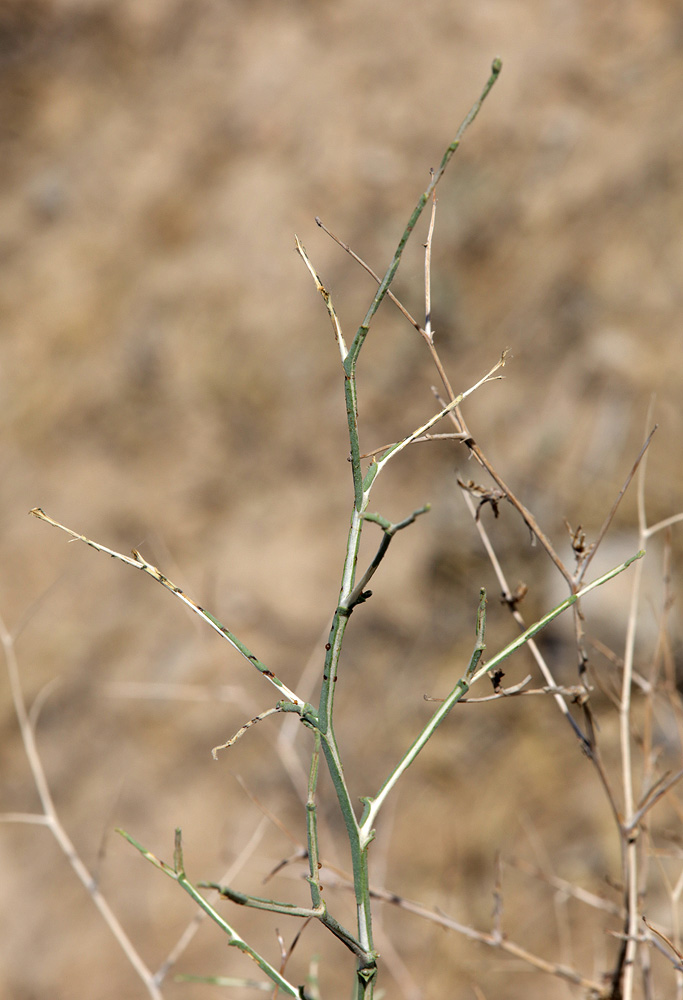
358;550;644;848
296;62;505;998
29;508;304;709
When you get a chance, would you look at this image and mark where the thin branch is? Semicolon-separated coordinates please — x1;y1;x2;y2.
616;406;662;1000
0;812;51;825
315;216;424;337
423;177;437;346
577;425;657;584
0;615;163;1000
645;512;683;539
347;505;430;609
29;508;304;709
359;431;468;460
458;486;589;746
153;818;269;986
507;856;624;917
321;870;608;996
643;917;683;967
294;235;348;361
626;770;683;833
119;828;302;998
360;550;643;843
432;387;573;585
424;679;603;705
344;58;502;371
212;706;284;758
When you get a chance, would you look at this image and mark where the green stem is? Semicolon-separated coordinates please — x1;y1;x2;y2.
347;506;430;608
29;508;304;708
300;61;504;1000
342;59;502;507
201;883;325;919
344;58;502;375
359;552;644;846
118;829;302;998
201;878;366;961
306;732;323;908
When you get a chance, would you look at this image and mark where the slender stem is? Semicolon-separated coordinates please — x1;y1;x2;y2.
29;509;304;708
348;506;430;608
458;486;590;746
576;425;657;585
119;828;302;998
0;618;163;999
372;354;507;479
334;59;502;507
344;58;502;373
306;732;323;908
617;439;652;1000
359;593;487;845
262;62;502;999
294;235;348;362
201;883;325;919
424;180;437;345
360;552;644;845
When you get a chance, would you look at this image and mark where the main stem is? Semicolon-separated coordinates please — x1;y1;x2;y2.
310;61;503;998
317;495;377;996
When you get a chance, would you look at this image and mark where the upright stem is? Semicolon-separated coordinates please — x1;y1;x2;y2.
619;535;646;1000
304;62;504;999
317;495;377;994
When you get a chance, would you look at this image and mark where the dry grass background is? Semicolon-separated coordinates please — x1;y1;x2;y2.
1;1;682;998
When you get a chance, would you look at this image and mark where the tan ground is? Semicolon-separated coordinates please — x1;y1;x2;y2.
1;2;682;998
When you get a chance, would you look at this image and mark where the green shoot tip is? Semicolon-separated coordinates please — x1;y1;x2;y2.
492;57;502;74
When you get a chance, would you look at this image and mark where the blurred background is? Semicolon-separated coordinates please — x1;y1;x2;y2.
1;1;682;998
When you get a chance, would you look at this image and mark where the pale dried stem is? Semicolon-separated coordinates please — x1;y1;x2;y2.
645;512;683;537
0;615;163;1000
319;869;608;996
616;407;683;1000
576;426;657;585
314;217;424;337
431;386;572;583
295;234;348;360
615;420;683;1000
507;856;623;917
359;431;467;460
212;706;283;757
423;180;436;345
459;488;586;740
